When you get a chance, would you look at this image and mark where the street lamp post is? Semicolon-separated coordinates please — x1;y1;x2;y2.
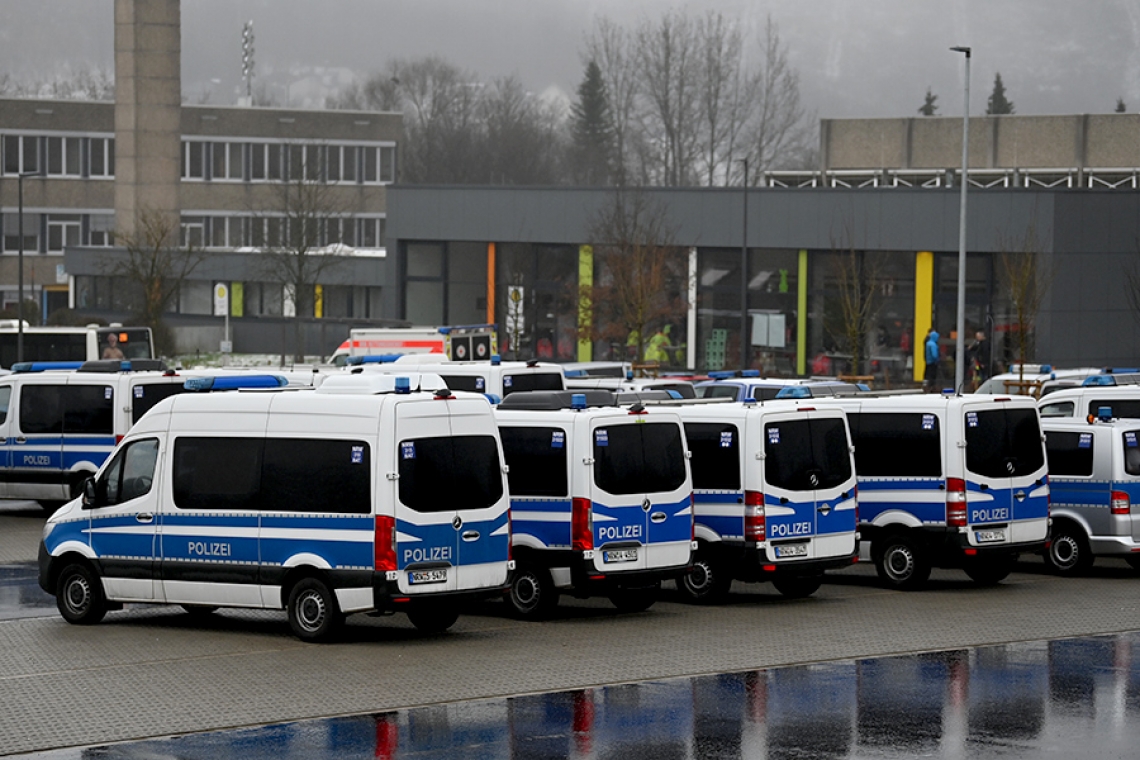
739;157;749;370
951;46;971;393
16;170;41;364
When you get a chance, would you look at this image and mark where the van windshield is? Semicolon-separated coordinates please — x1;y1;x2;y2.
964;408;1045;478
503;373;564;396
764;418;852;491
593;422;687;495
398;435;504;512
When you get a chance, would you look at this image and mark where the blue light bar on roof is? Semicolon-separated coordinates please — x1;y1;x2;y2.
1083;375;1117;387
741;369;760;377
184;375;287;391
707;371;735;380
11;361;84;373
775;386;811;399
345;354;403;365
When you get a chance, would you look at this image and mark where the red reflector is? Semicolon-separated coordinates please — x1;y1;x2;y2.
1111;490;1131;515
798;407;816;412
589;575;605;581
115;434;124;444
744;490;764;506
994;397;1011;402
393;597;410;603
964;548;978;556
375;515;397;572
946;478;967;527
762;564;777;572
851;556;859;564
572;498;594;551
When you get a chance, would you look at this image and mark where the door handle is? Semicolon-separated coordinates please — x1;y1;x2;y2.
817;505;832;516
980;484;990;491
650;512;667;523
780;497;789;504
461;530;480;542
15;437;25;444
136;513;154;524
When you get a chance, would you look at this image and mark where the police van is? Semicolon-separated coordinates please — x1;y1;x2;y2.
810;393;1050;589
358;354;565;403
493;390;694;618
38;372;514;642
1041;412;1140;574
1039;382;1140;421
674;400;859;601
694;372;864;402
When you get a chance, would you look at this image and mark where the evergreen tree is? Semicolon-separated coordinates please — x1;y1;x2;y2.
986;72;1015;115
569;60;616;185
918;87;938;116
1116;97;1127;113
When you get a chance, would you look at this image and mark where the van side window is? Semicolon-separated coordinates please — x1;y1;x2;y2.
439;375;484;393
503;373;563;396
261;439;370;514
1044;431;1095;477
20;385;66;434
20;385;113;435
1039;402;1074;418
764;418;852;491
1124;431;1140;477
1090;400;1140;419
593;423;687;495
399;435;504;512
92;438;159;508
499;426;568;497
684;422;740;490
174;438;263;511
0;385;10;424
132;383;188;424
964;408;1045;478
848;413;941;478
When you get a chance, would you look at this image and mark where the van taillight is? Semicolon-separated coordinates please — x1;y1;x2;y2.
375;515;397;572
572;498;593;551
744;490;766;541
1111;490;1131;515
946;478;967;526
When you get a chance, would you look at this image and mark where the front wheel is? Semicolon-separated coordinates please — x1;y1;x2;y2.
875;535;931;591
56;562;107;625
407;605;460;634
287;577;343;643
1045;525;1093;576
963;555;1016;586
772;575;823;599
609;581;659;613
678;554;733;604
508;565;559;619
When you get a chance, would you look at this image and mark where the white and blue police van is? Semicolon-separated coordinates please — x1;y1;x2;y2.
353;353;565;403
493;390;694;618
694;371;865;402
674;400;859;601
38;372;514;642
810;393;1050;589
1040;410;1140;574
1039;379;1140;421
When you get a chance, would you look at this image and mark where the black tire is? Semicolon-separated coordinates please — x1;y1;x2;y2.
56;562;107;625
1045;524;1094;576
181;604;219;618
678;554;733;604
286;577;343;642
407;605;460;634
508;565;560;619
963;554;1016;586
874;535;932;591
1125;555;1140;572
772;575;823;599
609;581;659;613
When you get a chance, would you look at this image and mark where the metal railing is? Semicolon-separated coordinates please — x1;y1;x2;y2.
760;167;1138;190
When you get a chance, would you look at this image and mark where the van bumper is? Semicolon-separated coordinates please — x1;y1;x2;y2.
369;573;510;612
743;547;859;578
569;558;692;592
929;527;1046;565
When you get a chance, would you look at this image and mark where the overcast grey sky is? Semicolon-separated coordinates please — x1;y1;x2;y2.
3;0;1139;118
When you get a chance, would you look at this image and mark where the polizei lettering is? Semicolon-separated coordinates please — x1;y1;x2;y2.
598;524;643;541
769;521;812;538
970;507;1010;523
404;546;454;563
188;541;232;557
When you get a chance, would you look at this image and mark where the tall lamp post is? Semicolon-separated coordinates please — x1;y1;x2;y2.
951;46;971;393
738;157;749;369
16;170;41;364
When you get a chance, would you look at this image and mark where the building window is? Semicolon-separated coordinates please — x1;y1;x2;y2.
89;138;114;178
182;141;205;179
342;146;357;182
89;215;115;247
2;213;38;253
180;217;206;248
363;146;378;183
380;146;395;182
360;217;386;248
3;135;41;175
47;215;82;252
179;280;212;315
46;136;82;176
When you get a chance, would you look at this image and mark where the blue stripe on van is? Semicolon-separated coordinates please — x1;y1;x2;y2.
457;511;511;566
259;514;374;570
693;491;744;541
160;513;261;567
856;477;946;525
510;498;572;549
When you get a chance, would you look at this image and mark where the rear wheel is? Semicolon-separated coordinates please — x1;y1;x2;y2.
56;562;107;625
875;535;931;591
287;577;343;643
407;605;460;634
772;575;823;599
678;554;733;604
609;581;659;613
1045;524;1093;576
508;565;559;619
963;554;1016;586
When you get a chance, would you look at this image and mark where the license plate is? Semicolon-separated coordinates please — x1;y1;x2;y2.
409;568;447;584
603;548;638;563
775;543;808;558
975;530;1006;544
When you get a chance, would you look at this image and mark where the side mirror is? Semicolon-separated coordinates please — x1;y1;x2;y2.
82;477;96;509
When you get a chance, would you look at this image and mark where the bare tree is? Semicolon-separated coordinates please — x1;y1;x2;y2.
108;209;204;355
695;12;754;186
584;190;685;363
479;76;566;185
827;239;887;378
634;11;701;187
0;65;115;101
584;18;640;185
742;16;815;178
997;226;1052;385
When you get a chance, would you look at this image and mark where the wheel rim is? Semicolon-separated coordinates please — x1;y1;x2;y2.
1050;535;1079;570
883;544;915;582
684;561;712;595
296;590;327;632
63;574;91;615
512;573;540;611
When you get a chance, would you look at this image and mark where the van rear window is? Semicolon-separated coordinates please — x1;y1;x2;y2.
132;383;188;424
684;422;741;490
848;413;942;478
764;418;852;491
503;373;563;396
1123;431;1140;476
1089;400;1140;419
1045;431;1095;477
964;408;1045;478
593;422;687;495
696;385;739;400
499;426;569;497
439;375;484;393
399;435;504;512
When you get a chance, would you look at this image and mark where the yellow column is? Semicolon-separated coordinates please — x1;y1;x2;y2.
314;284;323;318
577;245;594;361
914;252;934;382
230;282;243;317
486;242;496;324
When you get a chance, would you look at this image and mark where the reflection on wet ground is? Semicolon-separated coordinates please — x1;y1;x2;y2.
0;563;56;620
23;631;1140;759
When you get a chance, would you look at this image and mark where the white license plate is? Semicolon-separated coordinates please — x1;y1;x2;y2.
409;568;448;584
975;530;1006;544
603;548;638;563
775;543;808;558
